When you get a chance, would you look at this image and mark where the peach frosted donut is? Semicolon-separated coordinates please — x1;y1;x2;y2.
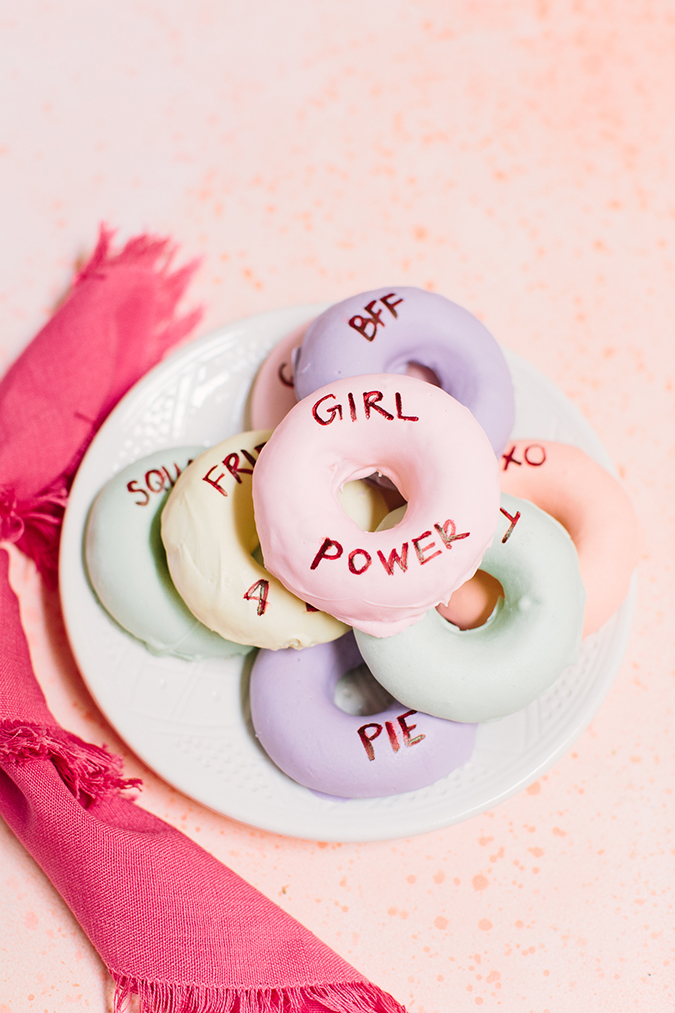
161;430;389;651
252;374;500;638
498;439;639;635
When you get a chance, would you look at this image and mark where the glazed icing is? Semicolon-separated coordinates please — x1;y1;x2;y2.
85;447;250;660
355;494;586;722
252;374;500;637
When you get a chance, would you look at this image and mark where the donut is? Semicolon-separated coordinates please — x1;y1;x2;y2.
249;322;307;430
252;373;500;637
498;439;640;636
293;286;515;456
161;430;391;650
85;447;250;660
354;494;586;722
250;631;477;798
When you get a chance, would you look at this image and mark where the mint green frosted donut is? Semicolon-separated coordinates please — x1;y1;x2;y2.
354;494;585;722
86;447;251;660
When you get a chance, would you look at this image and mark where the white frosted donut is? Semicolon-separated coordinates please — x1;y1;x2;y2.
161;430;390;650
85;447;250;660
253;374;500;637
354;494;586;722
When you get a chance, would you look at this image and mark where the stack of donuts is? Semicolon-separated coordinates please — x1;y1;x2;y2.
85;287;638;800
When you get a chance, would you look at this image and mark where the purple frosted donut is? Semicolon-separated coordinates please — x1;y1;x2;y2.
249;631;476;798
294;286;515;455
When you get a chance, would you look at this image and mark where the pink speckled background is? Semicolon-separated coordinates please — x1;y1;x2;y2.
1;2;674;1011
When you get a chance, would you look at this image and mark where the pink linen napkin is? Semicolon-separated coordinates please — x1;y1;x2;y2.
0;229;406;1013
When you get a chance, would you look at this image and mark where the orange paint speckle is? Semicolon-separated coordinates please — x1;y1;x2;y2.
478;919;493;931
472;874;489;891
526;780;541;795
433;870;445;884
434;915;449;929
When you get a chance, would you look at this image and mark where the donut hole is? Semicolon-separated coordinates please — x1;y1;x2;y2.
334;662;396;716
405;361;441;387
339;478;405;531
367;475;408;514
437;570;504;631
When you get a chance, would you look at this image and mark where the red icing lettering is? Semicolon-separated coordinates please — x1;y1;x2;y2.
395;392;419;422
363;390;394;420
312;394;343;426
145;468;166;494
501;444;522;471
385;721;400;752
357;722;383;761
310;538;344;569
377;543;409;575
254;442;267;455
278;361;294;388
348;548;372;575
243;578;269;616
224;452;253;484
305;601;319;612
412;531;442;565
434;519;470;549
161;463;182;488
500;506;521;543
524;444;546;466
202;465;228;497
127;479;150;507
348;300;385;341
380;292;404;318
398;710;425;747
130;459;191;506
347;391;357;422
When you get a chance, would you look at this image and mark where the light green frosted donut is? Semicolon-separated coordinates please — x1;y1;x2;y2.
85;447;252;660
354;494;585;722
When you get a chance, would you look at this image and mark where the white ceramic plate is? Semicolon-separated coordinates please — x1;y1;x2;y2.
60;304;636;842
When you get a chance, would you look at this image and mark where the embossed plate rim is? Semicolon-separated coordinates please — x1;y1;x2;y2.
60;304;636;842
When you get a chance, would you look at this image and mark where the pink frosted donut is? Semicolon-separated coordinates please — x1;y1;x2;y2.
252;373;500;637
498;439;639;635
249;323;308;430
